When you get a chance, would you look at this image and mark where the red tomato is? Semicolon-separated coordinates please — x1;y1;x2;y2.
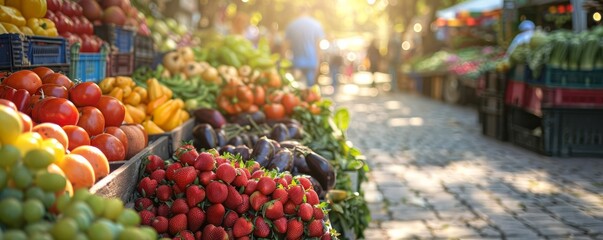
104;126;128;152
95;96;125;127
32;67;55;80
281;93;300;115
81;34;100;53
69;82;101;107
71;16;83;34
77;106;105;136
90;133;125;161
62;125;90;151
72;2;83;16
253;86;266;106
2;70;42;95
79;16;93;35
264;103;286;120
37;84;69;98
0;99;17;111
32;97;79;126
43;73;74;89
55;12;74;33
60;32;82;46
47;0;63;12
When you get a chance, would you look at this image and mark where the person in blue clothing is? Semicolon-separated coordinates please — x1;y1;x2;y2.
284;5;325;87
505;20;536;58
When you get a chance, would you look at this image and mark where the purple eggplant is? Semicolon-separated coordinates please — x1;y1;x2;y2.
292;150;310;174
267;148;293;172
251;137;275;167
270;123;289;142
286;123;304;139
229;111;266;126
215;128;227;147
279;140;302;149
219;145;236;155
307;176;325;198
233;145;252;161
305;152;336;191
227;135;244;146
193;123;217;149
194;108;226;129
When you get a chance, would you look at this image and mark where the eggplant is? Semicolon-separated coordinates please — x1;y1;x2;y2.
305;152;336;191
215;128;227;147
239;133;253;148
219;145;236;155
307;176;325;199
194;108;226;129
269;123;290;142
227;136;244;146
286;123;304;139
248;134;259;146
250;137;275;167
268;139;281;150
292;150;310;174
279;140;302;149
193;124;217;149
233;145;252;161
267;148;293;172
229;111;266;126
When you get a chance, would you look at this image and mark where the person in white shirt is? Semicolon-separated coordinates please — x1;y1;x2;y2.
505;20;535;58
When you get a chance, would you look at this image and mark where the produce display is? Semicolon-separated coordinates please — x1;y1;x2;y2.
410;46;505;80
0;104;157;240
46;0;103;52
0;0;57;36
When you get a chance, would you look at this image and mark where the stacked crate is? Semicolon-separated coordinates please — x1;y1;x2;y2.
68;43;108;83
133;35;155;69
0;34;69;74
505;64;603;157
94;25;135;77
479;70;508;140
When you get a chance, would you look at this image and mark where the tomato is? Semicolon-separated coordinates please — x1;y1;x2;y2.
90;133;125;161
32;67;55;80
77;106;105;136
2;70;42;95
71;16;83;34
104;126;128;153
79;16;93;35
263;103;285;120
308;103;321;115
0;99;17;111
252;85;266;106
69;82;101;107
37;84;69;98
269;91;284;103
62;125;90;151
43;73;74;89
55;12;74;34
302;87;321;103
95;96;125;127
281;93;300;115
47;0;63;12
32;97;79;126
60;32;82;46
81;34;101;53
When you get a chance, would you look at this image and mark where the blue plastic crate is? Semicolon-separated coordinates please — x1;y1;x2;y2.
69;43;108;83
27;36;68;65
0;34;28;69
538;66;603;88
94;25;135;53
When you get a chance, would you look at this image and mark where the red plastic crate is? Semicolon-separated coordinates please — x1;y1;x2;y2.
505;80;526;107
542;88;603;108
523;85;543;117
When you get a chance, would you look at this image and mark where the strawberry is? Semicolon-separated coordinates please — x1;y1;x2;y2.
186;185;205;207
152;216;169;234
305;189;319;205
169;213;188;236
145;155;165;173
171;198;189;215
272;187;288;205
232;169;248;187
173;166;197;190
139;210;155;226
157;203;170;217
286;218;303;239
235;194;250;214
297;176;313;190
275;177;289;188
156;184;172;202
134;197;153;211
284;200;297;215
194;152;215;171
194;231;202;240
206;203;225;225
222;210;239;228
166;162;183;181
178;230;195;240
298;203;313;222
187;207;205;232
248;161;261;175
321;232;332;240
257;176;276;195
150;169;166;182
198;171;216;187
240;167;251;179
233;217;253;237
173;184;184;195
201;225;227;240
215;163;236;184
264;200;284;220
243;180;258;195
288;185;304;205
138;177;158;197
253;216;270;238
214;156;227;166
206;181;228;203
313;207;325;220
249;191;269;211
273;217;287;234
282;173;293;184
308;219;324;237
250;169;264;179
174;144;199;166
224;185;243;209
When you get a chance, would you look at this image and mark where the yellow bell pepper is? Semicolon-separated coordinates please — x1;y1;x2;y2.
124;92;141;106
0;23;7;34
19;25;32;35
116;76;133;88
123;109;134;124
146;94;168;114
109;88;124;102
99;77;116;94
161;112;183;131
5;0;46;19
0;6;26;27
26;18;57;37
135;104;146;114
161;85;173;99
152;100;178;127
125;104;145;124
179;109;190;122
133;86;148;103
142;119;165;134
1;22;21;33
147;78;164;101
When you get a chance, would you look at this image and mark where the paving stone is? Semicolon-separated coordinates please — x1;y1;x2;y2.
381;220;432;239
363;228;389;240
536;225;584;237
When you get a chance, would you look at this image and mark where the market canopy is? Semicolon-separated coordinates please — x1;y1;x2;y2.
437;0;503;20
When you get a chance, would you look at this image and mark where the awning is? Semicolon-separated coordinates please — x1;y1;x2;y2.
437;0;503;20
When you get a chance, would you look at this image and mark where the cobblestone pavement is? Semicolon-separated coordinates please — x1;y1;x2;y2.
335;91;603;240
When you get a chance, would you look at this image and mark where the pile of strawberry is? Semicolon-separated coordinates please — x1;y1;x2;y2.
134;144;337;240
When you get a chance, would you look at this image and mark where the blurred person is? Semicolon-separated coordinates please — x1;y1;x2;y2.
505;20;535;58
366;39;380;88
387;32;402;92
328;44;344;94
283;5;325;87
231;12;259;43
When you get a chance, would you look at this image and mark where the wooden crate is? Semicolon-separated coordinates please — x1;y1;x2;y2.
148;119;195;153
90;136;170;203
430;75;444;101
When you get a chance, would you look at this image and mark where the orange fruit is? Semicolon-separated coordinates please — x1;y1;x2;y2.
33;123;69;152
47;163;66;176
47;163;73;196
56;154;96;189
70;146;109;182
